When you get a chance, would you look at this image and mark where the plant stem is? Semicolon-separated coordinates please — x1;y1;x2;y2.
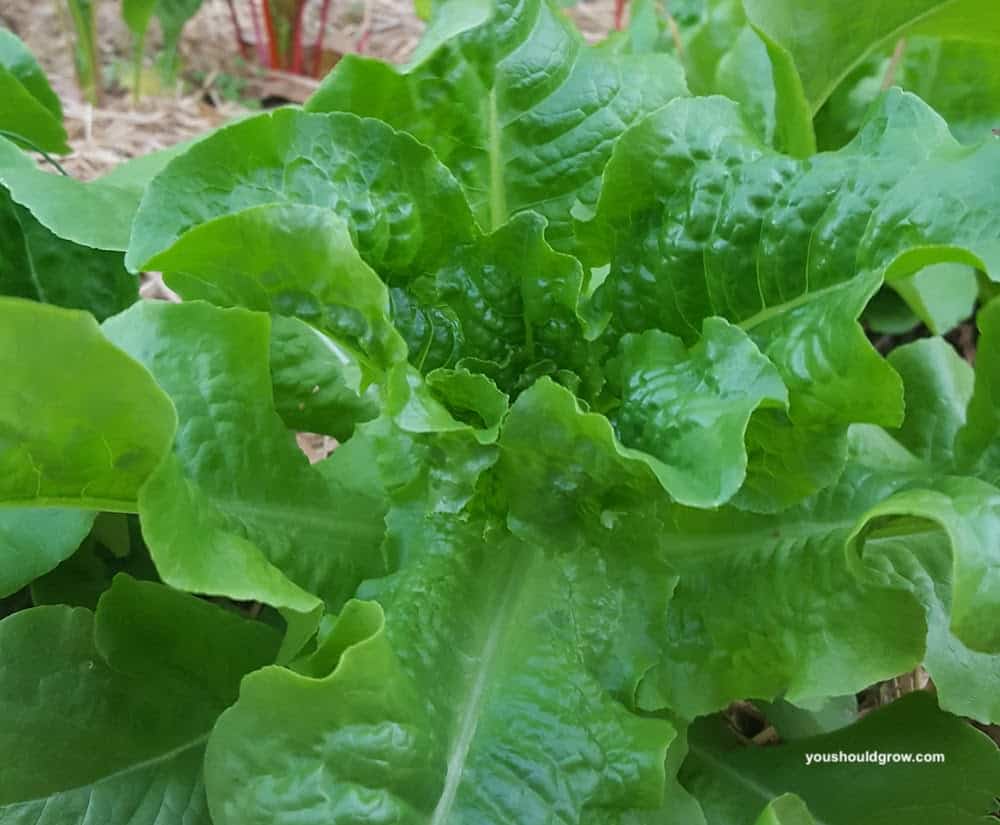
881;38;907;90
132;32;145;104
0;130;70;175
312;0;334;77
224;0;251;60
613;0;627;30
260;0;281;68
290;0;307;74
64;0;103;106
247;0;270;66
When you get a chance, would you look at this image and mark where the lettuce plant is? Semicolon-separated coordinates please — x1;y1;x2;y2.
2;1;1000;822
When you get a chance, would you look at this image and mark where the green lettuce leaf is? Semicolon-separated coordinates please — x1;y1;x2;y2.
0;575;279;824
743;0;1000;117
0;298;176;510
0;187;137;319
681;692;1000;824
0;509;94;598
126;110;478;278
307;0;688;242
269;314;379;441
956;298;1000;486
0;136;143;252
206;509;679;823
126;116;598;397
580;89;1000;508
102;301;387;616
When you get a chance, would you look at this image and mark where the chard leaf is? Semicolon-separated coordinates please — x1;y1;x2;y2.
306;0;688;241
681;692;1000;825
0;188;137;320
126;110;478;278
0;576;279;824
0;298;175;511
206;511;678;824
102;301;386;615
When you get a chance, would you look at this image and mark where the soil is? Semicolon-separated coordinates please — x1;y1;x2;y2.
1;0;617;179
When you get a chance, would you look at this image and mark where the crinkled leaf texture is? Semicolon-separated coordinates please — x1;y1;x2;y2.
205;404;680;824
3;3;1000;821
307;0;688;242
579;88;1000;510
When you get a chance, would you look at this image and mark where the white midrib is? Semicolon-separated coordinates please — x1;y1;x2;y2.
429;554;528;824
487;87;507;231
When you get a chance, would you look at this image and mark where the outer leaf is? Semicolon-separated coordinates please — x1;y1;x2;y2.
957;298;1000;485
890;262;978;335
307;0;688;241
743;0;1000;115
102;301;387;615
816;37;1000;150
755;697;858;741
206;510;679;823
0;136;141;251
0;188;137;319
842;330;1000;721
849;480;1000;657
0;67;69;155
143;203;406;368
582;90;1000;506
504;381;923;716
681;692;1000;825
0;576;280;824
671;0;814;154
0;508;94;597
0;297;175;510
126;110;478;277
30;515;159;609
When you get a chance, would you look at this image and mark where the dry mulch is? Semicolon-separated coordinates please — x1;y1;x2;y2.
3;0;617;180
